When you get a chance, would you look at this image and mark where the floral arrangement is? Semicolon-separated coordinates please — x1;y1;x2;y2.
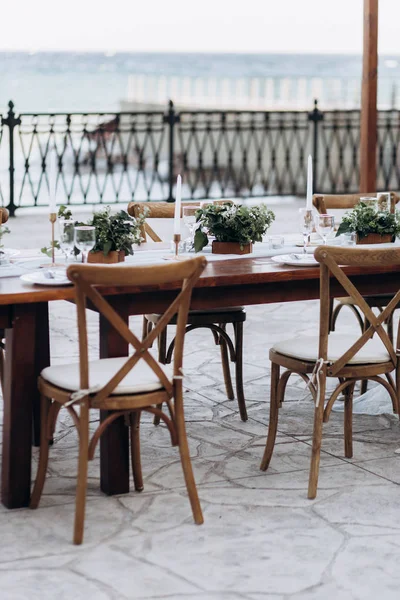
41;205;146;257
336;201;400;241
194;203;275;252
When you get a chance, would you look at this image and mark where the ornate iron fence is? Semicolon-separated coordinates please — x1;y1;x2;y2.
1;99;399;216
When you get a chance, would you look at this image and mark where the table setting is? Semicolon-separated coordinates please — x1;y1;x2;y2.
2;151;400;287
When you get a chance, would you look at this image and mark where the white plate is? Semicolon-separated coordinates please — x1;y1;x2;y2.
20;270;72;286
1;248;20;257
271;254;319;267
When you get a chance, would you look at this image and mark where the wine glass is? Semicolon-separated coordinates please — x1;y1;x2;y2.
299;208;314;254
182;205;200;251
58;219;75;264
317;214;335;245
74;226;96;263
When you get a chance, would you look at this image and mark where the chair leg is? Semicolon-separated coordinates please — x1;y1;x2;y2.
219;324;234;401
260;362;280;471
153;328;168;426
233;322;247;422
386;313;394;345
0;345;4;397
344;381;355;459
174;381;203;525
130;411;144;492
330;302;343;332
308;380;326;499
30;394;52;509
360;316;370;395
73;403;89;545
141;316;149;341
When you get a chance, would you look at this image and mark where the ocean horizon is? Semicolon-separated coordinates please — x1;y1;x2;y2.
1;51;400;113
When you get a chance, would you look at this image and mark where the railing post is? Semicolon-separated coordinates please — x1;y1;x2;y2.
308;99;323;192
164;100;179;202
1;101;21;217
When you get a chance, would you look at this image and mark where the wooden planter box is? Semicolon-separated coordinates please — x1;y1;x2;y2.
356;233;393;245
87;250;126;264
212;241;252;255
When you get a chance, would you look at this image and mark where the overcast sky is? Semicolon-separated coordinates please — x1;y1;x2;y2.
2;0;400;54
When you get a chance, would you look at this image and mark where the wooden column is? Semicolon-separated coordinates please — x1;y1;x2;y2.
360;0;379;192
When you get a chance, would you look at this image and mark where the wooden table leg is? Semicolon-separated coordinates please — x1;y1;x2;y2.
2;304;39;508
99;298;130;496
32;303;50;447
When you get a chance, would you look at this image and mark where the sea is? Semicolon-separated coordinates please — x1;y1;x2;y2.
1;51;400;114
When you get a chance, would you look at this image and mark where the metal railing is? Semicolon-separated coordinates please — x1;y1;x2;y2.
1;99;399;216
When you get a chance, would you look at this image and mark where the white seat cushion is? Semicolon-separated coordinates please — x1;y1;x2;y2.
41;356;173;395
273;333;390;364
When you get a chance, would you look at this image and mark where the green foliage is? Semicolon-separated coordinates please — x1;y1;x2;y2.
336;201;400;240
43;206;147;257
87;206;145;256
0;225;10;250
58;205;73;220
41;240;60;257
194;203;275;252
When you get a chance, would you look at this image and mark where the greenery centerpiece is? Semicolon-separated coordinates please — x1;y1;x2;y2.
86;206;145;263
194;203;275;254
42;205;146;262
336;201;400;244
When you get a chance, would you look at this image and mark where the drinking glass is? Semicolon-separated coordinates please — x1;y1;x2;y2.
58;219;75;264
299;208;315;254
377;192;391;212
74;226;96;263
341;232;357;246
182;205;200;251
317;214;335;245
360;196;378;211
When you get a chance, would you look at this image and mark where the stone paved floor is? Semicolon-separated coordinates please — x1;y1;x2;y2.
1;202;400;599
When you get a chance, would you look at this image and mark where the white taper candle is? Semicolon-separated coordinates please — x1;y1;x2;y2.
174;174;182;235
48;148;57;213
306;155;313;210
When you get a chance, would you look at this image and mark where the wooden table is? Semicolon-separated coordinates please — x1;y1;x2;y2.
1;254;400;508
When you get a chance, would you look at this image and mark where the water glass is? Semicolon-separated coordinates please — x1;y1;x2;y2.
317;214;335;245
268;235;284;249
74;226;96;263
58;219;75;263
182;205;200;251
360;196;378;211
377;192;391;212
299;208;314;254
341;232;357;246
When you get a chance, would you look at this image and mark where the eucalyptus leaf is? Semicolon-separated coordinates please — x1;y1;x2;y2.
102;240;112;256
194;229;208;252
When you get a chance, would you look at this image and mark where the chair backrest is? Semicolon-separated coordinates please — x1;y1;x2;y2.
67;257;207;404
127;201;196;242
314;245;400;378
313;192;400;215
128;200;232;242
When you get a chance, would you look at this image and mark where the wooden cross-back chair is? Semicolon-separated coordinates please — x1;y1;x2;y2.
261;245;400;499
313;192;400;342
128;201;248;422
30;257;207;544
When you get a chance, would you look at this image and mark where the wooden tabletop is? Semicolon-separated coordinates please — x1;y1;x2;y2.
1;251;400;306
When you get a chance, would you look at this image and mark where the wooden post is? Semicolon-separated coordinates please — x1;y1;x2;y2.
360;0;379;192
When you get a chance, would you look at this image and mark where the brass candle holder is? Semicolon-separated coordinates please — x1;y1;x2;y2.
41;212;63;268
173;233;181;258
